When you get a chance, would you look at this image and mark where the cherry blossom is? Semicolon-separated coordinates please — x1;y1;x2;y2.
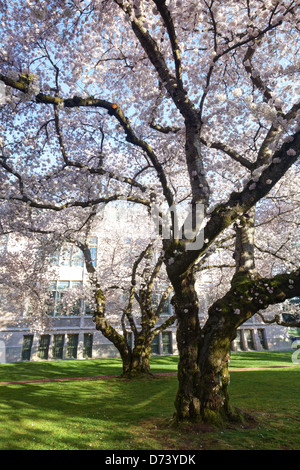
0;0;299;425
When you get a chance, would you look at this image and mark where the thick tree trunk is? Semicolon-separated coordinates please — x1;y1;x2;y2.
196;314;237;425
171;212;258;425
174;308;245;424
171;272;202;420
171;272;246;426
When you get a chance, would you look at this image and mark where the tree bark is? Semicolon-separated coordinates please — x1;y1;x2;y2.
120;325;153;378
171;271;253;425
233;209;256;276
94;308;154;378
171;269;300;425
196;311;238;425
171;271;202;420
170;213;258;425
172;286;238;424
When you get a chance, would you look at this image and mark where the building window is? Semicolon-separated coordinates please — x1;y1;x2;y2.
125;331;133;349
49;237;97;268
21;335;33;360
88;237;98;267
151;335;159;355
257;329;268;350
52;334;64;359
235;330;245;351
161;297;170;316
71;299;82;316
152;292;170;316
48;281;70;316
72;246;84;267
66;334;78;359
162;332;172;354
61;246;72;266
48;281;83;316
244;329;255;350
84;302;92;315
83;334;93;359
37;335;50;360
49;250;60;266
71;281;83;315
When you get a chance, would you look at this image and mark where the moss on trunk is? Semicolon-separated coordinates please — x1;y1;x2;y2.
170;270;255;426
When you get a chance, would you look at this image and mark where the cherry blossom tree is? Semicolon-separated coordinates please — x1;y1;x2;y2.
0;199;175;376
71;229;175;377
0;0;300;425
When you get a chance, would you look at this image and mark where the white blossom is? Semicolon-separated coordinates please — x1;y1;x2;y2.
216;93;227;103
232;88;242;98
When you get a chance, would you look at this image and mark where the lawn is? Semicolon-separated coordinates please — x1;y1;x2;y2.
0;351;299;450
0;350;294;383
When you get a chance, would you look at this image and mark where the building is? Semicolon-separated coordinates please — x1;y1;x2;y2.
0;229;295;364
0;230;178;363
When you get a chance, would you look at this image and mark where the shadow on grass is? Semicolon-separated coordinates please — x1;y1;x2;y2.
0;358;124;383
0;351;294;384
1;366;300;450
0;356;180;384
0;375;178;450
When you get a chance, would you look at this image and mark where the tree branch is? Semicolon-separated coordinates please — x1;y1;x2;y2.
257;312;300;328
205;267;300;331
113;0;198;122
167;129;300;277
152;0;183;89
0;72;174;206
0;193;151;212
199;137;255;171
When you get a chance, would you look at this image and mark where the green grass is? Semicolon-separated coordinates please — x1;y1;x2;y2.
0;351;294;383
0;351;299;450
0;355;180;383
229;350;296;369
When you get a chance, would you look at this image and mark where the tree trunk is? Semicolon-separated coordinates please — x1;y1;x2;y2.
172;211;259;424
171;272;202;420
174;310;246;424
233;209;256;276
91;280;154;379
171;272;247;426
121;334;153;378
195;314;237;425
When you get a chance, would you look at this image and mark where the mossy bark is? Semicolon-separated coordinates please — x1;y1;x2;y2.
171;272;202;420
171;271;245;426
171;266;300;425
94;318;154;379
195;314;238;426
121;334;153;378
174;319;237;424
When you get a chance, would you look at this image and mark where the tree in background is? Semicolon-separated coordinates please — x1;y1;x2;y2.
71;229;175;378
0;201;175;376
0;0;300;424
